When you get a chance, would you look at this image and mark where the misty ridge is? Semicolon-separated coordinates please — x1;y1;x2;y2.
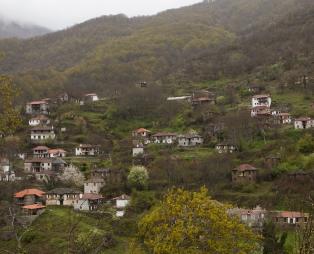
0;14;51;39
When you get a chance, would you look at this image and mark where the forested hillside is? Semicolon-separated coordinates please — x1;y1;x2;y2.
0;0;313;100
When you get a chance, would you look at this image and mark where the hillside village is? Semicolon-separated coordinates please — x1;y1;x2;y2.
1;77;314;252
0;0;314;253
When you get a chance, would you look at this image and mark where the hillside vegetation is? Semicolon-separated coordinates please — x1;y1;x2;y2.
0;0;313;100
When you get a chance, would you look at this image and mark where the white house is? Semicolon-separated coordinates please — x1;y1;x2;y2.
252;94;271;108
215;142;237;154
45;188;81;206
30;126;55;141
294;117;314;129
29;115;50;126
132;145;144;157
74;193;104;211
84;178;105;194
75;144;100;156
0;158;15;182
113;194;130;217
152;132;177;144
26;100;49;115
178;133;203;147
84;93;99;102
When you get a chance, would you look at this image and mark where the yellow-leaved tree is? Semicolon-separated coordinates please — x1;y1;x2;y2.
137;187;261;254
0;75;22;136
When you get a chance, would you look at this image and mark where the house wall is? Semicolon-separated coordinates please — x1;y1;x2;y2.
252;97;271;107
116;200;129;209
84;182;104;194
74;199;91;211
133;147;144;157
31;131;55;140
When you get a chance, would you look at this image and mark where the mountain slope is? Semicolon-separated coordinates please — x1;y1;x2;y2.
0;18;50;39
0;0;313;99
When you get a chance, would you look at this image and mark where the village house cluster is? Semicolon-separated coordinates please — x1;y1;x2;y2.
131;128;204;157
14;187;130;217
250;94;313;129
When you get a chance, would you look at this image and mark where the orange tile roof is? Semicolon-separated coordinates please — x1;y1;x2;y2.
14;189;45;198
276;211;309;218
135;128;151;133
22;204;46;210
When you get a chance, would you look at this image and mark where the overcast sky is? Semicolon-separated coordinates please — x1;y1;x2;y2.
0;0;201;30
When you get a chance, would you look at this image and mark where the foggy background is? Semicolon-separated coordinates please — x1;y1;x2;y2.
0;0;201;30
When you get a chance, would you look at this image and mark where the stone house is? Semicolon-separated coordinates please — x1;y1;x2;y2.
74;193;104;211
191;90;216;106
75;144;100;156
271;211;309;226
215;142;237;153
251;106;271;117
29;115;50;126
232;164;257;184
14;188;45;206
84;178;105;194
178;133;203;147
0;158;16;182
229;206;267;230
251;94;271;108
294;117;314;129
46;188;81;206
152;133;177;144
265;155;281;169
26;100;49;115
274;113;292;124
33;146;49;158
30;126;55;142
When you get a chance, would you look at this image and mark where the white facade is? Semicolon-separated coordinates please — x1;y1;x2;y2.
152;134;177;144
132;147;144;157
75;145;100;156
84;179;105;194
294;118;314;129
178;134;203;147
30;127;55;141
252;95;271;108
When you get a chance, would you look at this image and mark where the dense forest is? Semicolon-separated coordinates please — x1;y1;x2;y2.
0;0;313;101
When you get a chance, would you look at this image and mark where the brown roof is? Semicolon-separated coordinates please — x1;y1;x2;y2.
233;164;257;172
253;94;270;99
78;144;100;148
25;158;52;163
152;132;177;137
275;211;309;218
27;100;48;105
31;115;49;120
80;193;103;200
22;204;46;210
15;189;45;198
48;148;66;154
295;117;312;122
31;126;54;131
112;194;130;200
135;128;151;133
32;146;49;151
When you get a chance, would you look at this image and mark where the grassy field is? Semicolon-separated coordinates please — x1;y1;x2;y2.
0;207;130;254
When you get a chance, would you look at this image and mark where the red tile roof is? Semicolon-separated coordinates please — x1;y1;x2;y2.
275;211;309;218
14;189;45;198
135;128;151;133
27;100;48;105
22;204;46;210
